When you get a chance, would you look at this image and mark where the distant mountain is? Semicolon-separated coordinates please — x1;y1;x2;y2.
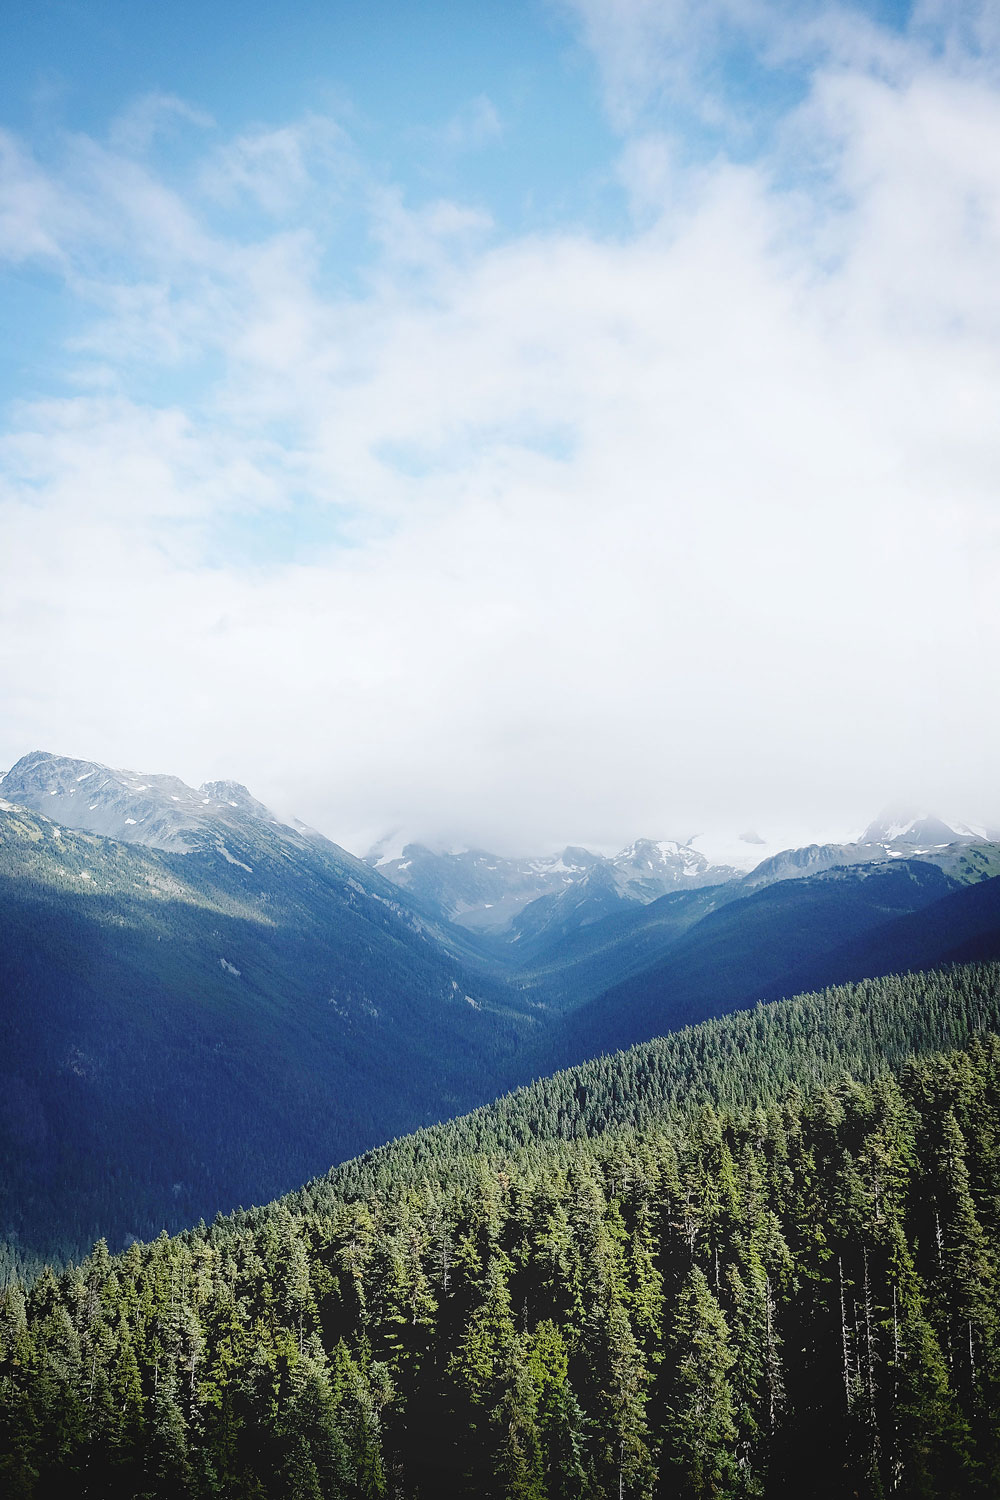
609;836;738;896
369;832;739;933
508;859;645;954
365;808;1000;950
500;836;1000;1018
556;859;1000;1065
859;805;1000;848
739;840;889;889
363;802;1000;941
0;756;534;1261
365;842;603;931
507;883;724;1010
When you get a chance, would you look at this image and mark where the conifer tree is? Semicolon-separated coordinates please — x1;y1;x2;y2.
663;1267;740;1500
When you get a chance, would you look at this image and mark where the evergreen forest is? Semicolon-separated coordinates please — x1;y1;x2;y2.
3;962;1000;1498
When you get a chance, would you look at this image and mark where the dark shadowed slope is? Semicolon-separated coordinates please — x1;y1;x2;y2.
556;860;971;1062
0;797;535;1263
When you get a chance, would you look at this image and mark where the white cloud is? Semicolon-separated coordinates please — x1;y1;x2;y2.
199;116;351;215
2;16;1000;854
0;131;76;264
108;92;215;155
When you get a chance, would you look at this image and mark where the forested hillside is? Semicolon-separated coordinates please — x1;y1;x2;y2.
0;800;531;1267
556;864;1000;1064
7;757;1000;1276
2;963;999;1498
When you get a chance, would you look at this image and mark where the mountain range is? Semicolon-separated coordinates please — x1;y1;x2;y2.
365;809;1000;940
3;749;1000;1498
3;747;1000;1265
364;836;740;932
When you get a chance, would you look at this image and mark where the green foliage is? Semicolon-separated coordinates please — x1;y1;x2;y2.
2;964;1000;1495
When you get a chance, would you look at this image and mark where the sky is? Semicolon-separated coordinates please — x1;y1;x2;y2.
2;0;999;856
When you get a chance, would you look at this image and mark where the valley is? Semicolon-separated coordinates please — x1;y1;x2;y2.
3;751;1000;1273
2;752;1000;1499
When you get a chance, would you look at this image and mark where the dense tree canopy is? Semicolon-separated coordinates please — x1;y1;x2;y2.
2;963;1000;1496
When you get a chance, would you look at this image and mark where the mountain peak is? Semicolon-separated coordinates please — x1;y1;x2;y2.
860;807;964;848
199;780;274;819
1;750;280;852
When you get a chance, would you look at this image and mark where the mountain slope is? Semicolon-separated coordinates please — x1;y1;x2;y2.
757;869;1000;1003
364;842;603;931
6;752;1000;1267
499;834;1000;1001
0;751;505;976
4;963;1000;1498
0;791;534;1262
557;859;968;1061
507;840;1000;1020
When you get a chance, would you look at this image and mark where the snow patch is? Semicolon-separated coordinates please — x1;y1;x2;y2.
215;842;253;873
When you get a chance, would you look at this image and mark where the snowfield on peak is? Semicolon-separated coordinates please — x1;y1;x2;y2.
0;751;312;856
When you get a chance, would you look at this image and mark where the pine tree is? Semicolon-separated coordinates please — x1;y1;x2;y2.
147;1375;194;1499
663;1267;740;1500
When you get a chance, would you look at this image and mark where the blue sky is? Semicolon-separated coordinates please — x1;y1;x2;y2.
2;0;999;853
5;1;615;217
2;1;617;408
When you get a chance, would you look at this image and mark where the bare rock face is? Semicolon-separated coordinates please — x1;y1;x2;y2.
0;751;278;852
739;842;889;891
607;838;738;900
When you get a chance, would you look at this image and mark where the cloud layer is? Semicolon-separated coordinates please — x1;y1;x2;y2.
2;1;999;854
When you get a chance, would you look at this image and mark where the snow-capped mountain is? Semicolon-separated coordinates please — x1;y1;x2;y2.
8;754;998;938
367;834;739;931
608;838;737;898
366;804;1000;940
0;750;293;852
859;807;1000;850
